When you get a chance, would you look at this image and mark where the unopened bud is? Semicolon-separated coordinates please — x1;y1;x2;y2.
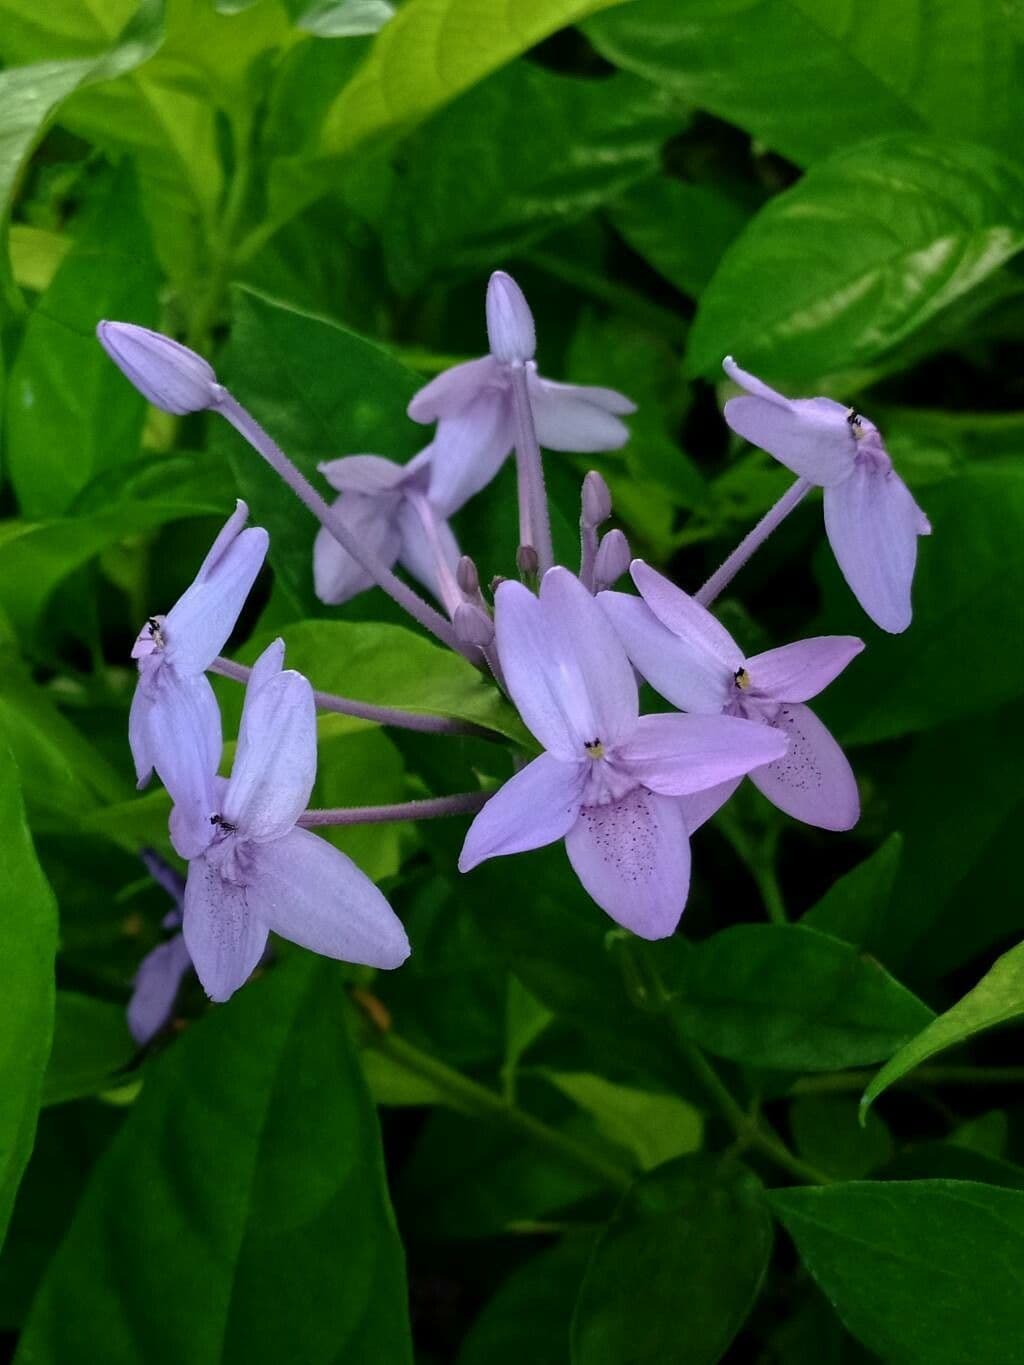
485;271;536;364
97;322;220;415
453;602;495;648
516;544;539;578
581;470;612;528
456;554;480;597
594;529;630;590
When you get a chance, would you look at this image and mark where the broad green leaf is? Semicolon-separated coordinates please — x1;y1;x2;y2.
383;64;676;292
770;1181;1024;1365
41;994;135;1108
319;0;637;156
458;1235;594;1365
0;741;58;1245
790;1096;893;1180
801;834;903;948
687;136;1024;382
670;925;933;1071
16;958;413;1363
586;0;1021;166
862;941;1024;1116
8;225;70;293
571;1156;772;1365
609;176;749;298
286;0;394;36
543;1072;703;1170
5;163;159;516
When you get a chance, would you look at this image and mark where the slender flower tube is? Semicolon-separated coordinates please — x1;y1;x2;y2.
458;568;788;939
579;470;611;591
602;561;864;831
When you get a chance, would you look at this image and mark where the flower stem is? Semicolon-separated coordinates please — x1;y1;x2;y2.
695;476;813;607
214;392;463;654
715;809;788;924
507;363;554;575
298;791;489;827
210;656;495;738
406;492;467;620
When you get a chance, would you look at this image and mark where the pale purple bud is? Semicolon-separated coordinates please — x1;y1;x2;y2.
581;471;612;528
485;271;536;364
97;322;220;415
594;529;631;590
517;544;540;577
453;601;495;648
456;554;480;598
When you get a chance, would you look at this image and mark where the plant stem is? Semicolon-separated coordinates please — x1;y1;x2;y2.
695;477;813;606
298;791;489;827
716;810;788;924
791;1065;1024;1095
209;656;495;738
366;1027;634;1193
507;362;554;575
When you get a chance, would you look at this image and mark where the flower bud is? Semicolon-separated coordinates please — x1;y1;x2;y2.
594;529;630;591
453;602;495;648
581;470;612;528
516;544;539;578
97;321;219;415
485;271;536;364
456;554;480;598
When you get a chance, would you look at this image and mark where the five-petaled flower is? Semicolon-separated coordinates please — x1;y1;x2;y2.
602;561;864;832
458;568;789;939
723;357;931;633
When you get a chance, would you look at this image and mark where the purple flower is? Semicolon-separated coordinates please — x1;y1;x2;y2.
722;358;931;633
129;501;268;852
458;568;787;939
127;852;192;1046
168;640;409;1002
96;321;220;415
601;561;864;832
407;273;636;511
313;449;461;607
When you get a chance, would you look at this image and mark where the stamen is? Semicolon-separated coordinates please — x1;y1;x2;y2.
584;738;605;759
210;813;238;833
147;617;165;648
846;407;865;438
734;667;752;690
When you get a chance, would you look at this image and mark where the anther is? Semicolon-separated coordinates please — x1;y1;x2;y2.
210;813;238;833
734;667;751;690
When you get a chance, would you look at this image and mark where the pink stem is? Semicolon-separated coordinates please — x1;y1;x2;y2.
297;791;490;826
695;477;813;606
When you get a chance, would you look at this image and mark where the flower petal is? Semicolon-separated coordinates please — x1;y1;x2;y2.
746;635;864;702
223;668;316;841
395;498;461;601
183;857;269;1003
143;669;221;859
722;359;855;487
599;590;733;714
426;389;514;514
678;779;741;835
565;788;690;939
749;703;859;831
318;454;407;495
630;561;744;673
616;712;788;795
528;376;632;451
823;464;929;633
458;753;586;872
407;355;500;422
313;492;404;605
246;828;409;970
127;933;193;1045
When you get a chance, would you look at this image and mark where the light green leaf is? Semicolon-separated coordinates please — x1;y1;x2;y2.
687;136;1024;382
42;994;135;1109
770;1181;1024;1365
0;741;58;1246
543;1072;703;1170
286;0;394;37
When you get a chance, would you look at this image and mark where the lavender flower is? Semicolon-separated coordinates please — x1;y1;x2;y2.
458;568;787;939
130;501;268;853
602;562;864;831
168;640;409;1002
407;273;636;513
723;358;931;633
127;852;191;1046
96;321;220;415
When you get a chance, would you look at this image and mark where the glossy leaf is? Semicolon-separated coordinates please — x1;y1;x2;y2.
41;994;135;1108
609;176;749;297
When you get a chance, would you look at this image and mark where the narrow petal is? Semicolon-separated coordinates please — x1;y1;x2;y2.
599;590;733;714
395;498;460;601
722;361;856;486
678;779;741;835
127;933;193;1045
223;669;316;841
183;857;269;1003
531;373;636;415
723;356;787;404
565;789;690;939
458;754;586;872
426;389;514;514
247;828;409;970
145;670;221;859
823;465;928;633
494;581;575;757
749;703;859;831
129;680;154;787
528;376;632;452
631;561;744;671
746;636;864;702
313;493;403;605
407;355;500;422
318;454;407;495
616;712;788;795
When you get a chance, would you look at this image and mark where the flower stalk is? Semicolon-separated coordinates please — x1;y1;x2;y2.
298;791;490;827
696;477;813;607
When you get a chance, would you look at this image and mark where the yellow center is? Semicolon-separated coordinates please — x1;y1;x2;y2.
584;740;605;759
735;668;751;691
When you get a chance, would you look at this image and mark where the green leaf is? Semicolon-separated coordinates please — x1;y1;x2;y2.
571;1156;772;1365
286;0;394;37
0;740;58;1246
586;0;1022;166
670;925;933;1071
41;994;135;1108
16;958;413;1363
790;1096;893;1180
862;940;1024;1117
801;834;903;948
686;136;1024;383
319;0;638;156
543;1072;703;1170
5;163;159;516
382;64;676;292
609;176;749;298
770;1181;1024;1365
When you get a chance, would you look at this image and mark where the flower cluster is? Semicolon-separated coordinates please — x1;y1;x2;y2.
99;270;929;1019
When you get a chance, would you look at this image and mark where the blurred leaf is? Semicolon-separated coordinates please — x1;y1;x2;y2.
312;723;407;880
286;0;394;37
790;1096;893;1180
862;941;1024;1116
383;64;676;292
801;834;903;947
586;0;1022;165
42;993;135;1108
571;1155;772;1365
688;136;1024;383
320;0;639;156
16;958;413;1363
0;740;58;1245
609;176;749;297
361;1046;449;1106
670;925;933;1071
542;1072;703;1170
8;225;70;293
770;1181;1024;1365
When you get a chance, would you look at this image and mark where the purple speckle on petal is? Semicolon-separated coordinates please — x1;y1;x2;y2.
577;788;659;887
